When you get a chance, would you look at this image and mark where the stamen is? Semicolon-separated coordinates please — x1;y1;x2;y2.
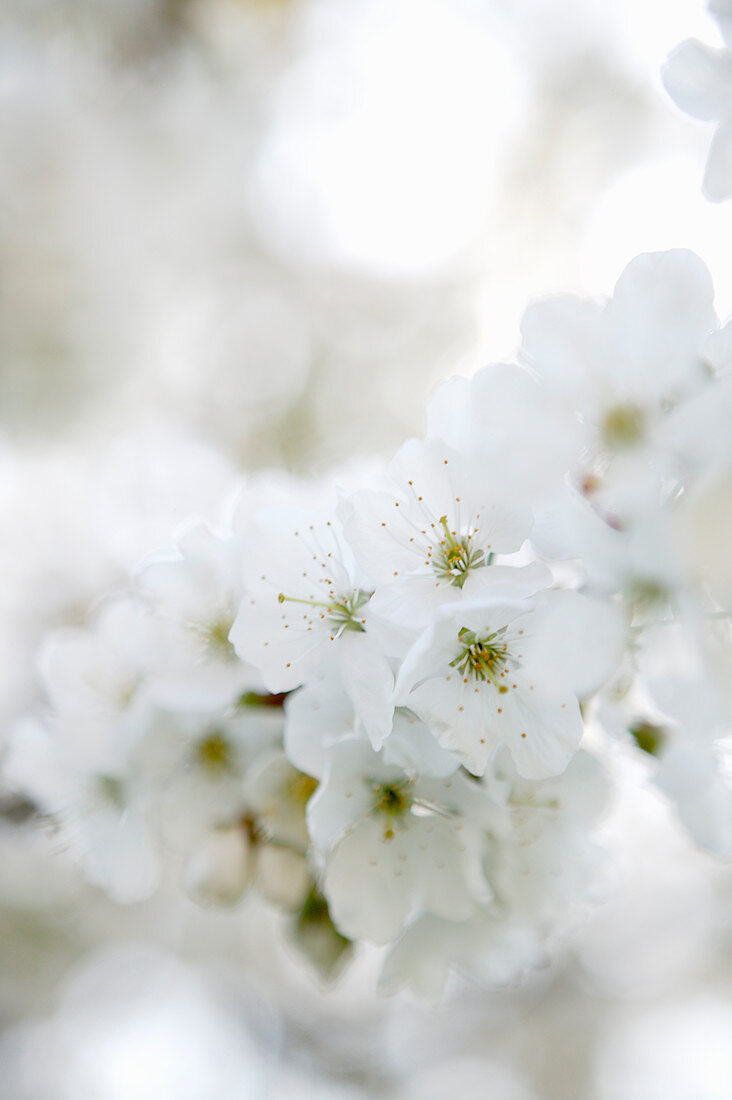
432;517;486;587
279;589;371;633
450;626;516;685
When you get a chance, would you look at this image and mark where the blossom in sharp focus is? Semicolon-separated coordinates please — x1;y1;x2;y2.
393;591;623;779
339;436;546;629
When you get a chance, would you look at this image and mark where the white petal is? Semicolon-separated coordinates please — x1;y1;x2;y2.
370;575;455;630
3;719;89;814
711;0;732;47
427;363;580;499
523;590;626;698
413;817;489;920
656;740;732;857
382;710;460;778
379;911;544;999
520;295;604;394
700;318;732;374
704;119;732;202
338;488;429;585
663;39;732;120
392;612;466;705
283;677;355;779
306;739;378;852
137;521;239;624
498;685;582;780
323;817;416;943
460;562;551;602
407;676;499;776
338;631;394;750
609;250;717;397
230;598;328;692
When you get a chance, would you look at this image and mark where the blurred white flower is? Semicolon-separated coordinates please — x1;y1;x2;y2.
664;3;732;201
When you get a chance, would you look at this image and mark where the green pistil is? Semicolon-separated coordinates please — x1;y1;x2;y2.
433;516;486;588
372;780;412;839
451;626;509;684
628;577;670;613
97;775;125;809
278;588;371;633
373;781;412;817
602;404;645;449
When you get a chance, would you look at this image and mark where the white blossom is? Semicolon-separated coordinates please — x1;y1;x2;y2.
135;520;259;710
520;250;718;519
339;437;539;629
393;592;622;778
230;510;395;748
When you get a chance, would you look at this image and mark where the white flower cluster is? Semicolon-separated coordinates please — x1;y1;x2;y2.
664;0;732;201
5;249;732;998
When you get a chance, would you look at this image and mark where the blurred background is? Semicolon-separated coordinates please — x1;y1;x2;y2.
1;1;731;1096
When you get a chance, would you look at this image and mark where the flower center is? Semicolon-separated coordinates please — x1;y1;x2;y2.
602;403;645;449
97;775;126;808
195;731;233;773
371;780;413;839
627;576;670;614
432;516;488;588
373;781;412;816
326;590;370;631
193;616;236;659
629;720;666;757
451;627;512;684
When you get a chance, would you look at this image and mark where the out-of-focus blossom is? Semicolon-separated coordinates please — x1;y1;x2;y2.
664;2;732;201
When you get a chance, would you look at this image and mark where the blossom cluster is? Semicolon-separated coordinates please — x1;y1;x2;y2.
5;249;732;998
